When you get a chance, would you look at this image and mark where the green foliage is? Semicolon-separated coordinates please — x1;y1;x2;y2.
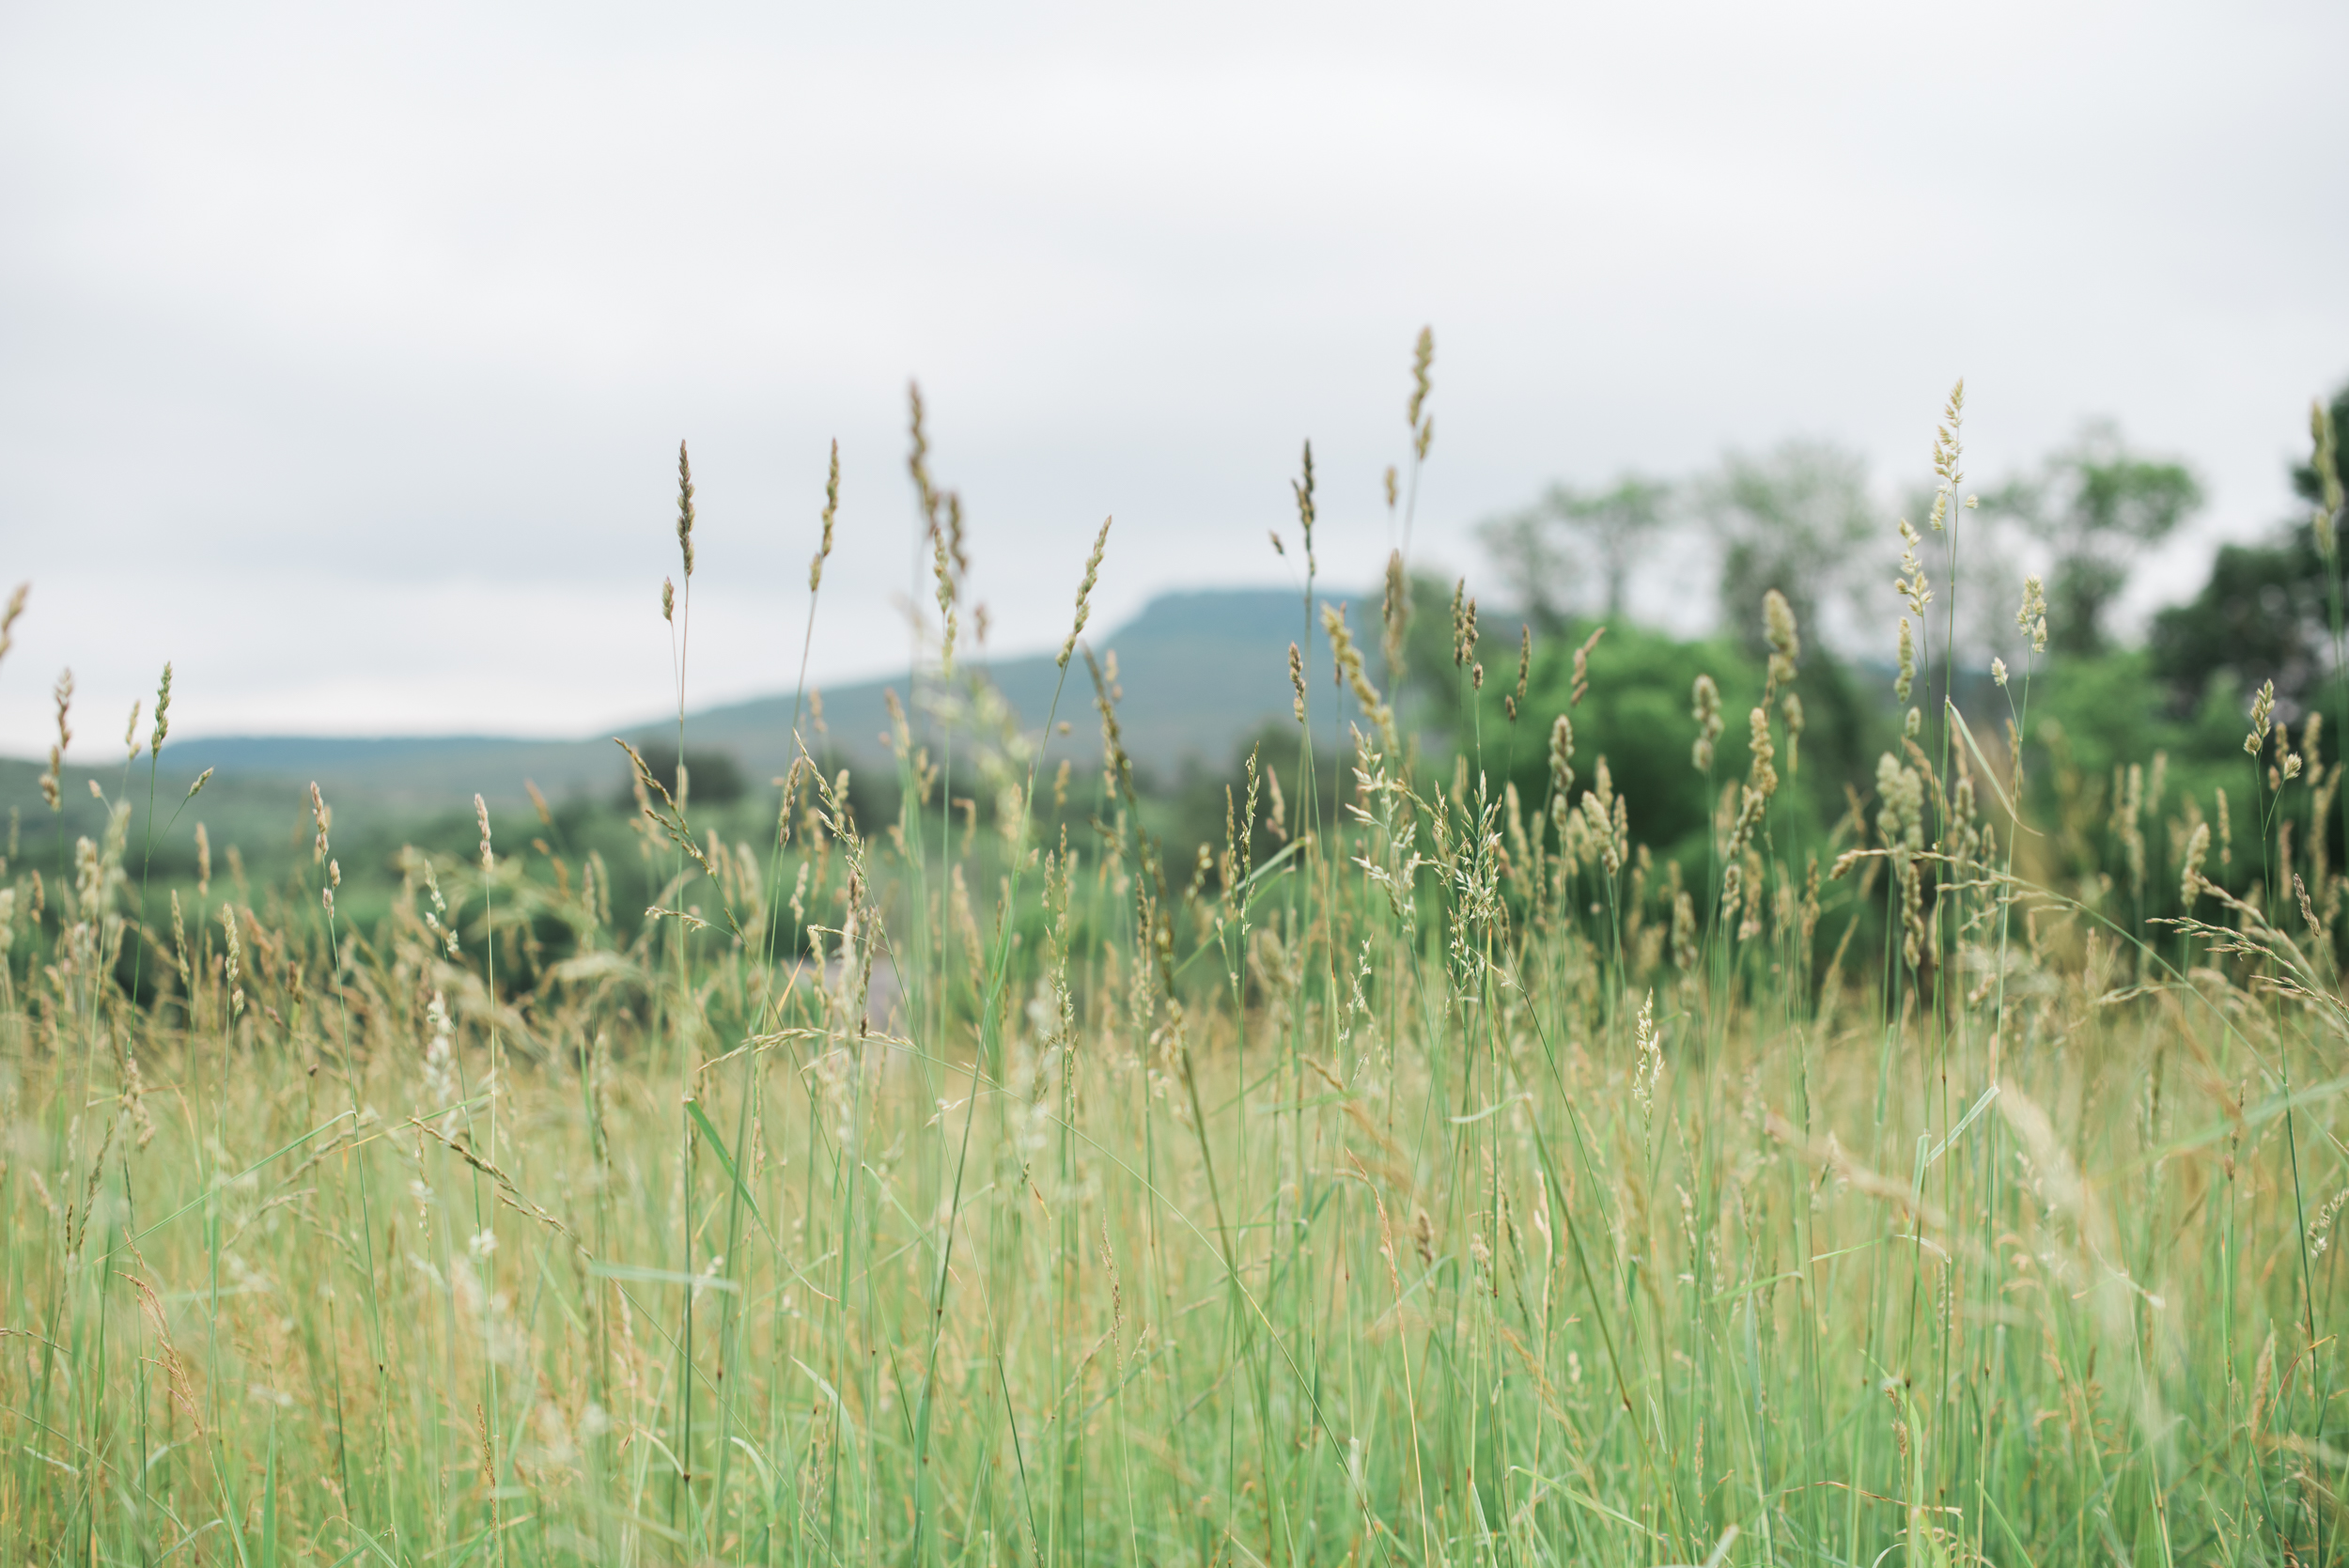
1986;423;2203;655
1699;440;1875;660
1464;619;1882;866
1475;474;1671;623
622;745;748;807
2149;540;2325;711
7;380;2349;1568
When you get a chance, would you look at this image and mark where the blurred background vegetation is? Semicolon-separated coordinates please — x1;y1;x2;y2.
10;379;2346;981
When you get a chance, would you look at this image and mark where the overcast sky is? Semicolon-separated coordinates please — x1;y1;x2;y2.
2;1;2344;749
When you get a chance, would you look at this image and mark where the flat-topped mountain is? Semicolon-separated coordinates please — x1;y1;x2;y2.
140;584;1356;810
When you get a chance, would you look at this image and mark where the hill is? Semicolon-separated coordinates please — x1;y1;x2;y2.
78;584;1358;815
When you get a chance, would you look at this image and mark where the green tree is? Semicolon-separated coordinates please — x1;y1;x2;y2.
1698;442;1875;659
1987;422;2201;656
1475;474;1672;627
2147;540;2321;711
2148;382;2346;713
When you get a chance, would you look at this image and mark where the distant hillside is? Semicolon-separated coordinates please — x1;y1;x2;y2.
135;585;1361;813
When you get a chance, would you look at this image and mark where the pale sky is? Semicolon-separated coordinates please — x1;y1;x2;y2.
3;1;2344;747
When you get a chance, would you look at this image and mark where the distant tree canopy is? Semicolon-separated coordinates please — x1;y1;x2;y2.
2148;539;2326;712
2153;384;2349;714
1474;441;1876;660
1475;474;1671;626
1698;442;1875;661
618;747;747;809
1983;423;2202;656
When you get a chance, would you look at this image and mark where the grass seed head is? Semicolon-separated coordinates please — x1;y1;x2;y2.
675;440;696;578
1507;624;1531;720
1381;551;1408;675
1060;517;1112;670
149;662;171;753
1571;626;1604;706
0;582;25;671
2313;396;2343;554
2246;679;2276;755
811;439;840;593
39;668;71;810
1762;587;1799;687
1690;674;1722;772
1408;326;1435;459
1292;442;1317;572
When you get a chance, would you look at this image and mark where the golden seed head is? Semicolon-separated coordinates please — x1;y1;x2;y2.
675;441;696;578
1288;642;1306;724
2313;396;2344;520
1691;673;1720;728
1689;676;1722;773
810;439;840;593
661;577;675;623
1991;656;2009;687
0;582;25;669
149;662;171;751
1746;706;1778;801
1763;588;1799;665
309;782;331;862
1060;517;1113;671
2247;679;2276;755
1292;442;1317;563
475;793;494;872
186;767;212;802
1382;551;1409;673
1571;627;1604;706
1408;327;1434;429
2017;575;2047;654
123;700;142;761
1895;618;1915;703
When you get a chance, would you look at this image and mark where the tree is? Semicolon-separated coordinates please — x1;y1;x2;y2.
2150;381;2348;711
2148;542;2320;711
1697;442;1875;659
2289;383;2349;517
1475;474;1671;628
1986;423;2201;656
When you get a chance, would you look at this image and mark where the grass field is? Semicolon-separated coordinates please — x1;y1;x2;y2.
1;383;2344;1567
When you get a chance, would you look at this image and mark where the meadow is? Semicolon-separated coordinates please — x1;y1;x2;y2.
0;372;2344;1568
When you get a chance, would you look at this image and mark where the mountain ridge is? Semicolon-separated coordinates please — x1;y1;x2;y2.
127;584;1358;808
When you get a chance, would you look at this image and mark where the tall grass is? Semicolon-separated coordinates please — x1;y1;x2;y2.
0;365;2343;1568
